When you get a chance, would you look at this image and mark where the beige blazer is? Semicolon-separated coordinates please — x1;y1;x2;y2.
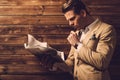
65;20;116;80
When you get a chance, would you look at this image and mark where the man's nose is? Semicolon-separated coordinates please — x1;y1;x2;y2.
69;21;74;26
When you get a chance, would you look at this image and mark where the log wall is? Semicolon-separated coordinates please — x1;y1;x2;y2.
0;0;119;80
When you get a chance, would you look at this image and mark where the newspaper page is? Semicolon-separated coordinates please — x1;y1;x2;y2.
24;34;65;61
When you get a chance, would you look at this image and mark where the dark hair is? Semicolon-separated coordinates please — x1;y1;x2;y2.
62;0;89;14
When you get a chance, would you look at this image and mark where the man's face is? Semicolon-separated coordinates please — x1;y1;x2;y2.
64;10;86;30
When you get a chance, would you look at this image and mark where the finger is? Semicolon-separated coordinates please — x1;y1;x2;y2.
67;33;74;39
70;31;75;34
67;31;74;39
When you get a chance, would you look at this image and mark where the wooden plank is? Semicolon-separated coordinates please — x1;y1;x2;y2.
0;25;29;35
0;6;43;16
0;73;73;80
1;0;119;6
30;26;72;35
0;34;27;45
0;5;62;16
0;5;120;16
0;34;69;45
0;48;30;55
0;15;120;25
0;25;72;35
43;5;62;15
0;0;65;6
33;34;68;44
83;0;120;5
0;55;40;64
0;16;67;25
0;54;63;67
88;5;120;16
0;24;119;35
0;64;50;74
100;16;120;25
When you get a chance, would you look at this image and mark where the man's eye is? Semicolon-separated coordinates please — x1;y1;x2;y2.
70;17;75;21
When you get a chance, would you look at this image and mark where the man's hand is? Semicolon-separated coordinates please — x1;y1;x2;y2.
52;62;71;72
67;31;80;46
39;53;64;70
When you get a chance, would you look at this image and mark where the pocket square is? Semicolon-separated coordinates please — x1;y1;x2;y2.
90;34;97;40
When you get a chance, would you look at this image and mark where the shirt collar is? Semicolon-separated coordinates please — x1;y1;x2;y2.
83;18;99;34
87;18;99;31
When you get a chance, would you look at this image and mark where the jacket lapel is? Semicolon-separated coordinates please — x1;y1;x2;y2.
82;19;102;45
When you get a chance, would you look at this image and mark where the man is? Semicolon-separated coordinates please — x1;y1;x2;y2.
53;0;116;80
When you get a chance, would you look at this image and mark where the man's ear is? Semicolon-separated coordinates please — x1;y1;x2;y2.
80;9;86;17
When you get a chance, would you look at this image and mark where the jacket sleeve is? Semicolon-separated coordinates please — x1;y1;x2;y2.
77;26;116;70
65;46;75;67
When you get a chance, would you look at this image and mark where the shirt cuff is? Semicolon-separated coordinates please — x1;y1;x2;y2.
76;42;83;52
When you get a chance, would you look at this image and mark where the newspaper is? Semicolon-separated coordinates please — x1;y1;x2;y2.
24;34;65;61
